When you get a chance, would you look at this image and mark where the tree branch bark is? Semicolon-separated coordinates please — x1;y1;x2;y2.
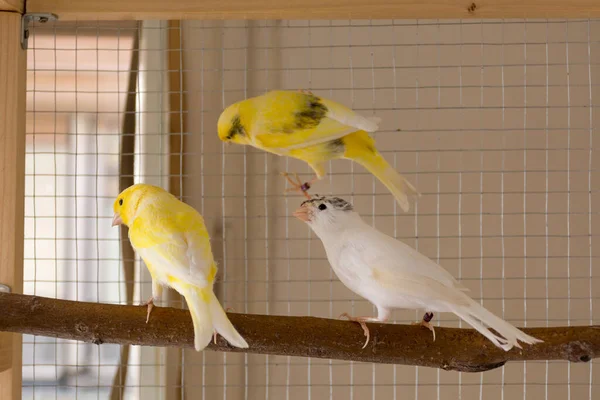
1;293;598;373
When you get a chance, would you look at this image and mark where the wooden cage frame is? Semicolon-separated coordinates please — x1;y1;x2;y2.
1;1;600;399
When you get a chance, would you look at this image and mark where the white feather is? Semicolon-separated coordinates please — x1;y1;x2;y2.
137;245;208;289
326;111;381;133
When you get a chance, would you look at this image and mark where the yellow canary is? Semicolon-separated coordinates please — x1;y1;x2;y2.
218;90;419;211
112;184;248;351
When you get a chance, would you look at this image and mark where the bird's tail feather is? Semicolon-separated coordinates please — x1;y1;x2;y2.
185;288;249;351
207;290;249;348
452;299;542;351
346;131;419;212
185;288;215;351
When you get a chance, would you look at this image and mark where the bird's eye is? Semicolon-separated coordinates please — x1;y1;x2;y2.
318;204;327;211
119;198;123;206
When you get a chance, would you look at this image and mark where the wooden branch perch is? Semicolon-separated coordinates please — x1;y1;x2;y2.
1;293;598;372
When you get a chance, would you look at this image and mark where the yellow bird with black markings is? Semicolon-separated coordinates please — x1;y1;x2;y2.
217;90;419;211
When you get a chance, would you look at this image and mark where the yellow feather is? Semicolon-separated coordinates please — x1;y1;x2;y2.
207;264;218;283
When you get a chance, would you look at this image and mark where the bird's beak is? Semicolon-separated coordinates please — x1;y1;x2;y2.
293;205;310;222
111;212;123;227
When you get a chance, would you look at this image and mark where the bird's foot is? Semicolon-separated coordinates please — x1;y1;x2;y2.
280;172;317;200
141;296;156;324
340;312;379;349
412;312;436;341
297;89;313;95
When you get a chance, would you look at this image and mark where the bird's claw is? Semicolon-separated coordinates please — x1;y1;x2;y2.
340;312;371;349
280;172;313;199
298;89;313;95
412;319;436;341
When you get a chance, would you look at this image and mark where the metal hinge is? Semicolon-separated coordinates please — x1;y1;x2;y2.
21;13;59;50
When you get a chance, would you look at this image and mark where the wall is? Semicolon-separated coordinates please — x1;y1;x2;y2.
182;19;599;400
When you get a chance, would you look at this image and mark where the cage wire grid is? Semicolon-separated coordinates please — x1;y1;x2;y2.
23;18;600;400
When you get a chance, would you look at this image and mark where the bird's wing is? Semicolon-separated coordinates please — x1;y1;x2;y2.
130;209;213;288
337;238;470;308
344;228;468;292
371;267;471;307
374;229;467;291
249;90;380;150
320;97;381;132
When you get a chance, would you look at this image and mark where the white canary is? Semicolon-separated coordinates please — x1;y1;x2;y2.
293;196;542;351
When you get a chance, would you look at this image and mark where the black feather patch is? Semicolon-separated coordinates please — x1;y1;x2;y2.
301;195;353;211
327;138;345;155
293;95;328;130
227;115;245;139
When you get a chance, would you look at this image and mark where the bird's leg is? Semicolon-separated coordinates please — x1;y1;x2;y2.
213;307;236;344
142;280;163;324
280;172;318;199
339;312;383;349
412;311;436;341
141;296;156;324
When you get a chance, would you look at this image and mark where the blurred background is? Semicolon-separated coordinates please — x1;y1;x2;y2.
23;18;599;399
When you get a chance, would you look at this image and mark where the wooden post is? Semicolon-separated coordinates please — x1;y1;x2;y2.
0;9;26;400
0;0;22;12
25;0;600;19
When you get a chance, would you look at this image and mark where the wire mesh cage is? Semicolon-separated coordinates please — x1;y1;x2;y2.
20;16;599;400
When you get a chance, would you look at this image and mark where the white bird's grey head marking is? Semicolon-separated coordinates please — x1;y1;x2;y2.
301;195;353;212
294;195;358;233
